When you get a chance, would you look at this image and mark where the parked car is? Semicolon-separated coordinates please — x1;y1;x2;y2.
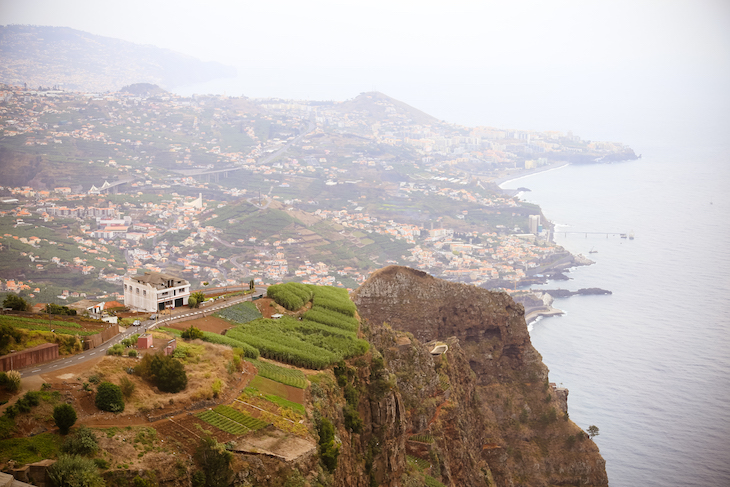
133;319;141;326
149;314;157;320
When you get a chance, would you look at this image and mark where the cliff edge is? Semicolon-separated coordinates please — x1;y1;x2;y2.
352;266;608;486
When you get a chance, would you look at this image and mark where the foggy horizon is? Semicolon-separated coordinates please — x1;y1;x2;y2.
2;0;730;146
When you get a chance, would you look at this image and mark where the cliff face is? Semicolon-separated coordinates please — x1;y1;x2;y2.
351;266;608;487
353;266;544;385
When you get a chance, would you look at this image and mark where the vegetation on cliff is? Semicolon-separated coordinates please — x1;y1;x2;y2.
0;273;606;486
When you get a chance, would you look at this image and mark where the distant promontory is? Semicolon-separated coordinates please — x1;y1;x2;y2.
0;25;236;92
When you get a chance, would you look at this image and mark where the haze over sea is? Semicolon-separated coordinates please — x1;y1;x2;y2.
501;139;730;486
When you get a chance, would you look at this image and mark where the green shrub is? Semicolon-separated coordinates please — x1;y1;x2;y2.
4;370;21;393
61;426;98;456
196;436;233;487
119;377;135;398
53;403;77;435
2;293;29;311
211;378;222;398
43;303;77;316
343;404;363;434
151;354;188;393
0;323;22;352
15;391;41;413
127;349;138;358
48;454;104;487
189;291;205;308
182;326;205;340
317;417;339;472
95;382;124;412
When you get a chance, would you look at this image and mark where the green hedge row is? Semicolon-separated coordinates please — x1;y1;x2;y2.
266;282;314;311
302;307;358;332
246;359;308;389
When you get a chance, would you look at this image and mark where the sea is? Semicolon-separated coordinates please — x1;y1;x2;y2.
500;142;730;486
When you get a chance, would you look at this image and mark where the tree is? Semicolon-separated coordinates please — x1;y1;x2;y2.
317;417;339;472
53;403;77;434
48;454;104;487
189;291;205;308
151;354;188;393
44;304;76;316
181;326;204;340
196;436;233;487
0;323;22;353
587;425;600;438
3;293;29;311
95;382;124;412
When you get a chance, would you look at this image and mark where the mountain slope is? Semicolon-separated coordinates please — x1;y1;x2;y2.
338;91;440;126
0;25;235;92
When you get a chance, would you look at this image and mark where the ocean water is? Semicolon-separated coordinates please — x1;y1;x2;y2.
501;143;730;486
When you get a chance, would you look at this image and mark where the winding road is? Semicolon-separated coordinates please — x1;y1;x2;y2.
17;288;267;378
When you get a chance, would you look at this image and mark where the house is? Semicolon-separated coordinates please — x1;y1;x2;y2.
67;299;103;315
137;334;153;349
123;271;190;312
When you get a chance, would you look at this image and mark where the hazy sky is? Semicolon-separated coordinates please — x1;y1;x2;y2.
2;0;729;145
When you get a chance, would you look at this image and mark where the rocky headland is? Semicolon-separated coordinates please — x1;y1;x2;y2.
351;266;608;486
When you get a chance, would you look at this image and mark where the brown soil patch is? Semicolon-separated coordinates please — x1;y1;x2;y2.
255;298;277;318
233;429;316;461
165;316;233;334
254;298;311;320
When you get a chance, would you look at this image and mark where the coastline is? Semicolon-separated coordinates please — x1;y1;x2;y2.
495;161;570;188
525;305;565;325
489;162;609;328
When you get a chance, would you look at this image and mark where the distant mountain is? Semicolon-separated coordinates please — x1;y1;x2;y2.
338;91;439;126
0;25;236;92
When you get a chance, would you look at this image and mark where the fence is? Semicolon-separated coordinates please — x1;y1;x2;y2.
0;343;59;371
83;324;120;350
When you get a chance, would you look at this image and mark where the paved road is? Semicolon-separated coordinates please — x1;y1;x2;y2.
17;288;267;378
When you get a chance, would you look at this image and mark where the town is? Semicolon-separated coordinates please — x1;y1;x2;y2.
0;84;629;308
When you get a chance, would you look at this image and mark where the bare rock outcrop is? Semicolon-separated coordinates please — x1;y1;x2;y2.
353;266;608;486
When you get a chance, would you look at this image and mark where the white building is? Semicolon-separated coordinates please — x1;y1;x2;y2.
184;193;204;210
123;272;191;312
528;215;541;235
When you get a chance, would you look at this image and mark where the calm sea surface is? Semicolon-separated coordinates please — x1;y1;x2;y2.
501;143;730;486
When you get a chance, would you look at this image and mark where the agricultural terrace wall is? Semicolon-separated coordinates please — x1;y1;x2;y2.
0;343;59;371
83;324;120;350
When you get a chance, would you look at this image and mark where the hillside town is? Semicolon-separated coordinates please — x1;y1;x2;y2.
0;84;631;309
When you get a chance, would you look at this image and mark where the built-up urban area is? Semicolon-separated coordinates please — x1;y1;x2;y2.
0;84;634;307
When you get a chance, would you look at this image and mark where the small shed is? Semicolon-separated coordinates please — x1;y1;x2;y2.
137;334;153;350
163;338;177;356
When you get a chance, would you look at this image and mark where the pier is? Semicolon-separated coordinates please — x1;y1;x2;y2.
560;232;632;238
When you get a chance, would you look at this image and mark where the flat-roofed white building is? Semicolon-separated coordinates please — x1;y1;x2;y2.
123;272;191;312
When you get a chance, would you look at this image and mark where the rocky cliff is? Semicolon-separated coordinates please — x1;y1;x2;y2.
350;265;608;486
